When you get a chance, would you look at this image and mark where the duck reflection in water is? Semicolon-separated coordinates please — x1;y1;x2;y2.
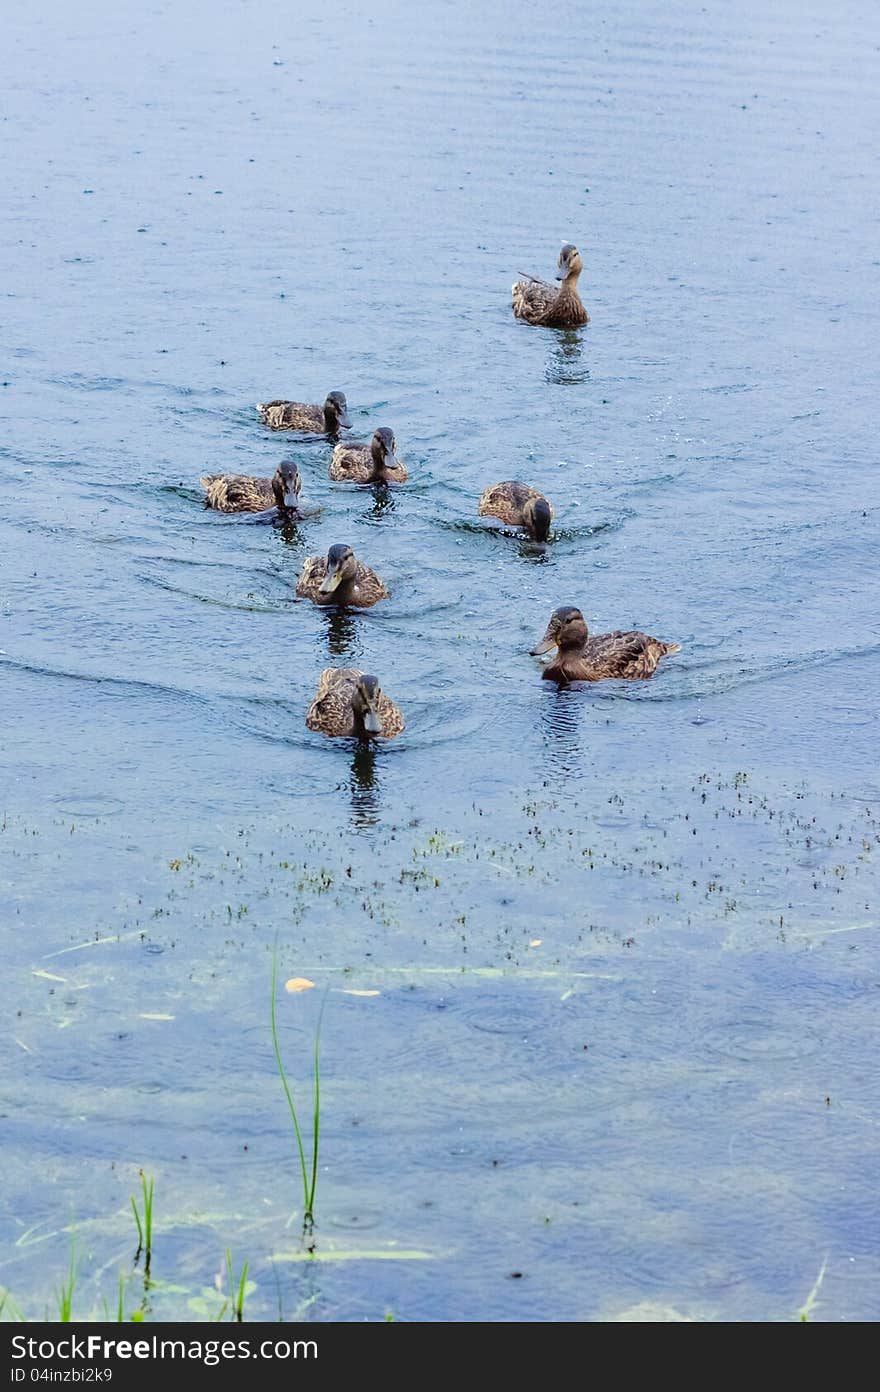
364;484;397;522
539;683;589;780
545;329;589;386
349;745;380;829
516;536;553;564
276;513;303;546
322;607;361;659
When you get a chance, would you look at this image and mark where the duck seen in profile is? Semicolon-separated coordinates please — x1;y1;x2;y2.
305;669;405;740
295;543;389;608
257;391;350;433
200;459;304;515
512;243;589;328
329;427;408;484
531;606;681;684
478;481;554;541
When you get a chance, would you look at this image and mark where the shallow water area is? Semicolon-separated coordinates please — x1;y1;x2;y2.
1;0;879;1323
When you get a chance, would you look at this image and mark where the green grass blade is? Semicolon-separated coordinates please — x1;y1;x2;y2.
130;1195;143;1251
57;1241;76;1322
141;1173;154;1252
225;1249;249;1322
1;1288;25;1322
236;1261;249;1321
270;947;310;1213
797;1254;829;1322
306;993;327;1219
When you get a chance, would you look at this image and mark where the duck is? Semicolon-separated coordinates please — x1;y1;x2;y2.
478;481;554;541
200;460;304;515
512;244;589;328
329;427;408;484
295;543;389;607
306;669;405;740
531;606;681;683
257;391;350;433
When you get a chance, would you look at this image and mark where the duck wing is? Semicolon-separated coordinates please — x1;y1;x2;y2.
295;554;328;599
305;670;358;736
587;630;680;679
512;276;558;324
200;474;273;512
377;692;406;738
478;481;541;525
329;442;371;481
350;562;390;606
258;400;323;431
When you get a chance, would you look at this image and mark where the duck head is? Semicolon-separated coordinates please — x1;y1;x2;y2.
556;244;584;283
319;543;358;595
370;427;399;475
272;460;303;512
530;605;585;655
523;495;552;542
351;674;383;737
323;391;351;431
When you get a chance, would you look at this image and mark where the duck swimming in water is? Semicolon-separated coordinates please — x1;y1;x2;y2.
512;244;589;328
306;669;405;740
295;543;389;608
200;459;304;515
257;391;350;433
478;482;554;541
329;427;407;484
531;606;681;684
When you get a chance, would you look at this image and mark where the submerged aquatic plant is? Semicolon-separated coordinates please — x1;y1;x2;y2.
270;948;324;1227
130;1171;155;1274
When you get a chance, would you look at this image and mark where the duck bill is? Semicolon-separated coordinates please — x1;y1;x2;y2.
363;707;382;735
283;490;300;510
336;410;351;429
319;567;343;595
530;633;557;656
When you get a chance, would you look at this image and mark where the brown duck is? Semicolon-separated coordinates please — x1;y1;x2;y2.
478;482;554;541
295;544;389;608
306;669;405;740
531;606;681;684
512;244;589;328
257;391;350;433
200;460;303;515
329;427;407;484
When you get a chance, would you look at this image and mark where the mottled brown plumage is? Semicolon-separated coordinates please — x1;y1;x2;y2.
200;461;303;515
295;543;389;608
531;606;681;684
478;481;554;540
257;391;350;433
306;669;405;740
329;427;408;484
512;244;589;328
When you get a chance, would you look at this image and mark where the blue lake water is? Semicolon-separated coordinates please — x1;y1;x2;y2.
1;0;878;1321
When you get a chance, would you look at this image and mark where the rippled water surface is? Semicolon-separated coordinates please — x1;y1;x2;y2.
2;0;879;1322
